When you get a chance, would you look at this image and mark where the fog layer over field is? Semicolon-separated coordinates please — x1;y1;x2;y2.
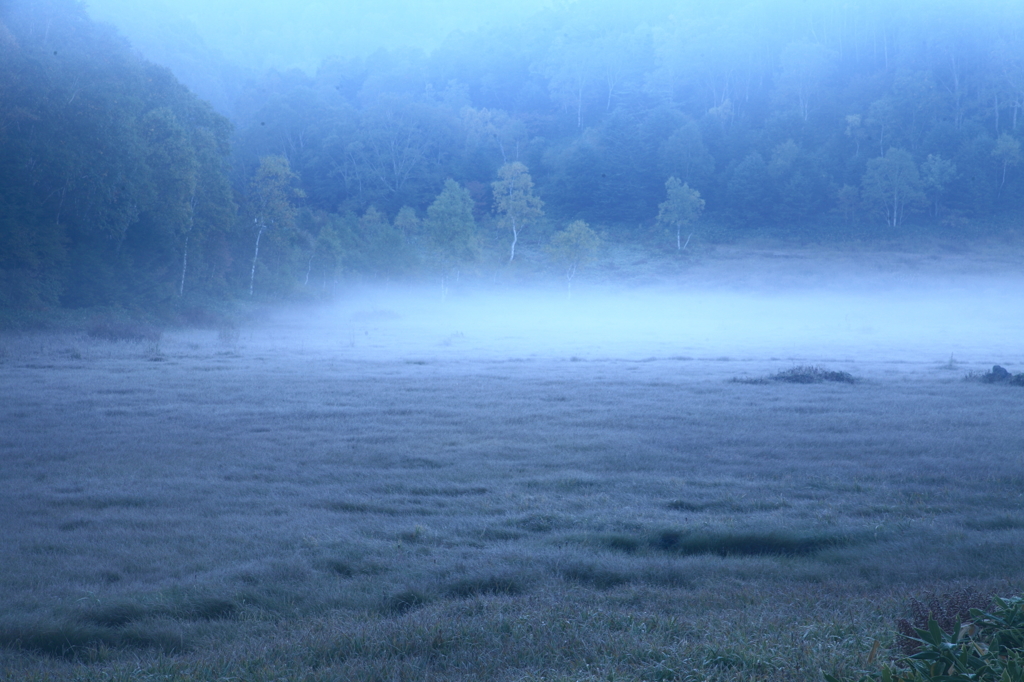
275;274;1024;369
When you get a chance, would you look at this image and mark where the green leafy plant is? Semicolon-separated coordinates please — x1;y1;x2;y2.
826;596;1024;682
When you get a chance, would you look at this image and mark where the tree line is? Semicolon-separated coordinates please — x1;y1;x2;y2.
2;0;1023;316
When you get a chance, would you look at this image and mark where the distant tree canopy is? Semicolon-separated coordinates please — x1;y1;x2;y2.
223;0;1024;239
5;0;1024;316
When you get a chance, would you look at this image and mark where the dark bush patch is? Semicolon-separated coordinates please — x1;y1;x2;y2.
732;366;857;385
559;562;631;589
57;519;92;531
769;366;856;384
972;365;1024;385
964;515;1024;531
600;533;643;554
656;529;848;556
600;527;852;557
0;622;186;658
445;574;526;599
320;559;355;577
77;593;237;628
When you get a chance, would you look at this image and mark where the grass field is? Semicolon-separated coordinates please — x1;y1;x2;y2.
2;246;1024;681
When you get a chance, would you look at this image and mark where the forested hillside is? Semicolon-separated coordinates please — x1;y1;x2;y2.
233;0;1024;229
2;0;1023;317
0;0;234;314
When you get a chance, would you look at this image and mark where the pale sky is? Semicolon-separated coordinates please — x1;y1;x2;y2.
84;0;566;72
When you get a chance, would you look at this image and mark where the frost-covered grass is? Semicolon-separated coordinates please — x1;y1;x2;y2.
2;255;1024;681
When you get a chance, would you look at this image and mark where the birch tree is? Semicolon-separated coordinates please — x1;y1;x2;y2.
860;148;924;228
656;177;704;251
492;162;543;263
246;155;303;296
991;133;1021;195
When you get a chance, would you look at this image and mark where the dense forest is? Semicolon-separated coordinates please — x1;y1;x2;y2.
2;0;1023;317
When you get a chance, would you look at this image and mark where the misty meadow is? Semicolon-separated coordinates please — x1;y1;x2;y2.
2;1;1024;681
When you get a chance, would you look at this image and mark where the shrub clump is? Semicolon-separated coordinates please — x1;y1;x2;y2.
971;365;1024;386
770;366;856;384
733;366;857;385
826;594;1024;682
895;587;993;654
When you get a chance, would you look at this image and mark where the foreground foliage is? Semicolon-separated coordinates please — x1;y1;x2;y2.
828;597;1024;682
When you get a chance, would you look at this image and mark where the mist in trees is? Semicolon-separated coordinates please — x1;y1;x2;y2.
3;0;1024;317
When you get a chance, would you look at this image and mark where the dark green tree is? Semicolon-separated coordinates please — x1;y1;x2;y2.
425;179;478;292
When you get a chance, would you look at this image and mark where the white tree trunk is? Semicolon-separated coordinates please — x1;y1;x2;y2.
179;233;189;297
509;218;519;263
249;224;264;296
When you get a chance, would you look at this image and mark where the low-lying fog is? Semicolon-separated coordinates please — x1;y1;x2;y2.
260;273;1024;371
